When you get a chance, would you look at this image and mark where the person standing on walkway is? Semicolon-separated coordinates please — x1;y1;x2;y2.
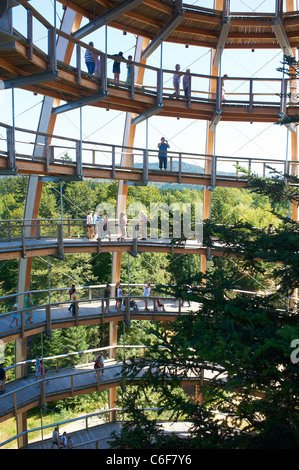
118;212;127;241
51;427;60;449
70;288;78;317
87;211;94;239
24;292;38;325
10;301;19;328
0;364;6;395
60;432;68;448
95;211;104;240
139;210;148;240
103;213;111;241
115;282;123;311
173;64;181;98
85;42;96;74
113;52;123;85
126;55;133;86
68;284;75;312
103;283;111;314
143;281;152;311
158;137;170;171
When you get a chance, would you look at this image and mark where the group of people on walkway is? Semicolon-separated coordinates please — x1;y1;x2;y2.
51;427;73;449
85;44;132;86
84;42;230;103
86;210;112;241
9;292;39;328
86;209;149;241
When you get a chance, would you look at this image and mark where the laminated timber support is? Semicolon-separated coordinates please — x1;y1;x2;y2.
15;7;82;449
72;0;144;40
201;0;223;278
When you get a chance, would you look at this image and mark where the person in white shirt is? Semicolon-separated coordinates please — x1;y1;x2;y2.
95;211;104;240
139;210;148;240
86;211;94;239
143;281;152;311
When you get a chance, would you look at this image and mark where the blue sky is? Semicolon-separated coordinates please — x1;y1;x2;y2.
0;0;296;172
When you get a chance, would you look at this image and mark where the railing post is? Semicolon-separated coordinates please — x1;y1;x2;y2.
21;224;26;259
45;136;50;173
280;76;286;117
74;301;79;326
125;296;130;325
99;52;107;93
178;153;182;184
46;304;51;332
26;8;33;60
101;299;105;323
6;126;16;172
249;79;253;114
157;68;163;105
112;146;116;179
143;149;148;183
7;221;11;241
96;369;101;392
48;27;55;71
40;380;46;407
35;220;40;239
57;224;64;259
21;311;25;338
76;43;81;85
216;75;222;113
76;140;82;178
130;61;135;100
71;375;74;396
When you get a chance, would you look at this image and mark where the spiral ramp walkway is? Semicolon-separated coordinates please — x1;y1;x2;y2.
0;0;298;449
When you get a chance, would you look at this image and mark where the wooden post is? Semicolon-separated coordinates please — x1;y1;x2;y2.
130;61;135;100
178;153;182;183
101;299;105;323
76;43;81;85
46;304;51;332
6;126;16;171
21;224;26;259
96;369;101;392
249;79;253;114
112;146;116;179
48;27;55;71
26;8;33;60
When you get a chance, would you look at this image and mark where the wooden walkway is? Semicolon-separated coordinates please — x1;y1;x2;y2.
26;420;192;450
0;359;218;423
0;235;236;261
1;297;199;343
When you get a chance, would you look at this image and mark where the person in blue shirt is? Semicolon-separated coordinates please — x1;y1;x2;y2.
157;137;170;170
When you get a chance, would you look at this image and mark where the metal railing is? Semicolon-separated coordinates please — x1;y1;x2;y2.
4;0;299;134
0;406;191;449
1;121;298;185
0;291;188;342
